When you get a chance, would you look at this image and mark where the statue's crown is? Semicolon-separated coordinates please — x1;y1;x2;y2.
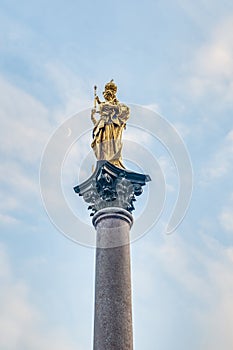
104;79;117;94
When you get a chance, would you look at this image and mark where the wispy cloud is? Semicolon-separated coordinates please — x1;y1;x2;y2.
201;129;233;182
0;243;82;350
133;231;233;349
172;122;190;139
0;76;52;163
0;76;51;223
185;16;233;104
0;213;19;225
44;63;92;119
142;103;161;114
196;241;233;350
219;193;233;233
0;73;91;225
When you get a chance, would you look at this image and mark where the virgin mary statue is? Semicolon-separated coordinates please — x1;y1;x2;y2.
91;80;130;169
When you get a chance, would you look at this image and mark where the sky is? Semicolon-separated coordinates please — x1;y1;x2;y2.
1;0;233;349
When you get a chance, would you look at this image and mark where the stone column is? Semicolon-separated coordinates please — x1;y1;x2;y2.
92;207;134;350
74;161;150;349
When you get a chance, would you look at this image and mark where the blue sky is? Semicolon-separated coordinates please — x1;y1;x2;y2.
1;0;233;349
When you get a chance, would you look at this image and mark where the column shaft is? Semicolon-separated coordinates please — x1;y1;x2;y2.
93;208;133;350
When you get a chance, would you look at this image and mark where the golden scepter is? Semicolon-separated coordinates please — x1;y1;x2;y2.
94;85;97;109
91;86;99;125
93;85;101;113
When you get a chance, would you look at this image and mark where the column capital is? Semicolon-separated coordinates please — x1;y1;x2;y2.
74;160;151;216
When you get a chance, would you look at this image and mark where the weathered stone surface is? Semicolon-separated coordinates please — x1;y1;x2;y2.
93;208;133;350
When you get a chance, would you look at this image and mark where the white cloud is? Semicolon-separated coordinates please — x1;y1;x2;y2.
173;122;190;139
220;210;233;233
219;193;233;233
0;243;82;350
0;70;92;166
0;76;52;164
0;213;19;225
0;159;41;224
44;63;92;120
144;235;209;297
176;0;232;31
184;16;233;104
196;242;233;350
201;129;233;181
142;103;161;114
0;244;11;279
0;73;92;224
0;76;52;222
0;161;38;196
133;232;233;349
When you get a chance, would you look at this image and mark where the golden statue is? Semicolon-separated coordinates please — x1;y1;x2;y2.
91;80;130;169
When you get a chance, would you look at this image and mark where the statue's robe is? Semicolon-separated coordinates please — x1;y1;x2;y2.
91;102;130;169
